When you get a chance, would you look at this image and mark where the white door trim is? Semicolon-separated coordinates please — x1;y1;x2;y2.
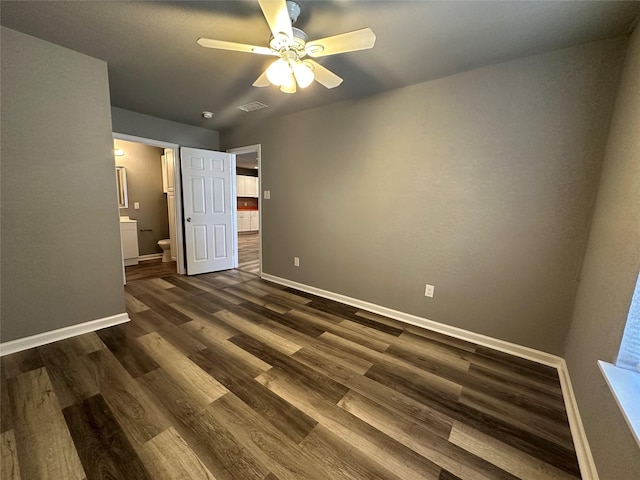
227;144;262;275
112;133;186;275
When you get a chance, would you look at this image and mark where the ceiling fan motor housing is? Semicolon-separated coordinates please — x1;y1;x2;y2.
270;27;308;56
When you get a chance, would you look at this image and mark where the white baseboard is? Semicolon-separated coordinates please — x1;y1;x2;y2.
0;313;130;356
138;253;163;261
260;273;598;480
261;273;561;367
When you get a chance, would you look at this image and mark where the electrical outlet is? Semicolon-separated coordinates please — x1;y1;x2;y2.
134;202;140;210
424;284;434;298
294;257;300;267
264;190;271;199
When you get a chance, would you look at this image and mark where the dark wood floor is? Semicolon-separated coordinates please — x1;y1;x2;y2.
1;261;581;480
123;232;259;283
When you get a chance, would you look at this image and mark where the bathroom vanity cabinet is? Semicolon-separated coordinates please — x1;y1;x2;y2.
120;218;139;266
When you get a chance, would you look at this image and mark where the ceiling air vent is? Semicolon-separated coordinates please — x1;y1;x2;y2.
236;101;268;112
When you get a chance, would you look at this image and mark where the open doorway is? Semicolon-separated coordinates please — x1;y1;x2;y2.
113;133;186;283
228;144;261;275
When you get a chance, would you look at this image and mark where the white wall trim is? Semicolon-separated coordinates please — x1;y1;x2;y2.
261;273;561;366
559;359;600;480
138;253;163;261
260;273;599;479
0;313;130;356
112;132;179;149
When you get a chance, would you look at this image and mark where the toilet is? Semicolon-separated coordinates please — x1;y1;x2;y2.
158;239;172;262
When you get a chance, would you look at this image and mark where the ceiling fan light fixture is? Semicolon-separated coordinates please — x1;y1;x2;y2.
266;58;291;86
197;0;376;92
292;61;314;88
280;73;297;93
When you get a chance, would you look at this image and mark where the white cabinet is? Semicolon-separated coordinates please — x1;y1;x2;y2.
120;218;139;266
236;175;243;196
237;211;251;232
247;176;258;197
249;210;259;231
236;175;258;198
237;210;259;232
161;154;168;193
164;148;177;261
162;150;175;194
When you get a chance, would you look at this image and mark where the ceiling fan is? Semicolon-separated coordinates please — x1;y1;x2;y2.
197;0;376;93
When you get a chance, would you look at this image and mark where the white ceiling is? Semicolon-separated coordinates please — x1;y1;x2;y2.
2;1;638;132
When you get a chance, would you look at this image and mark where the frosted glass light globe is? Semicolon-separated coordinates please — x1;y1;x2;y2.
292;62;314;88
266;59;290;86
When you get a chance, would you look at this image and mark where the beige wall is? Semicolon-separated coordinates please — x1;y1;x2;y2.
115;139;169;255
222;38;626;355
563;26;640;480
1;27;125;342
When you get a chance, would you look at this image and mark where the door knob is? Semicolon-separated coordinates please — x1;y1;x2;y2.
186;217;192;222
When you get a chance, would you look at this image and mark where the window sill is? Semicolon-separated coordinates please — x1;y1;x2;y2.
598;361;640;448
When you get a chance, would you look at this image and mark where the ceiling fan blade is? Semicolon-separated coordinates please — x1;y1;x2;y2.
258;0;293;40
253;71;271;87
304;60;343;89
306;28;376;58
197;37;275;56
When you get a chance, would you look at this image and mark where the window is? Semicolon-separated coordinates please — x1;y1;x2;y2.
617;271;640;371
599;270;640;447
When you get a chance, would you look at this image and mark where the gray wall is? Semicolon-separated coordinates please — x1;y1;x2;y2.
563;26;640;480
111;107;220;150
223;38;626;355
115;139;169;255
1;27;125;342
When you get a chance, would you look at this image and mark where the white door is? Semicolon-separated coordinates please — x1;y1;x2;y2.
181;147;236;275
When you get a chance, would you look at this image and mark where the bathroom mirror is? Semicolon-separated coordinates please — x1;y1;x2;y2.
116;166;128;208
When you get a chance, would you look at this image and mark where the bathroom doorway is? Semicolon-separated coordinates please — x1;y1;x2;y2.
113;133;185;283
228;144;261;275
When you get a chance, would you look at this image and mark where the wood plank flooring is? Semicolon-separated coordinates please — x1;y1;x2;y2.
238;232;260;274
0;262;581;480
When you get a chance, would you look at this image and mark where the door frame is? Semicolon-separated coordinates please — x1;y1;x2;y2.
227;144;262;275
112;132;186;275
